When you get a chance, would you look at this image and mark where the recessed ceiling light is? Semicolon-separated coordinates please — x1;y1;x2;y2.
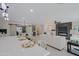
30;9;34;13
6;18;9;20
2;13;8;17
2;12;6;17
6;13;8;17
4;18;9;21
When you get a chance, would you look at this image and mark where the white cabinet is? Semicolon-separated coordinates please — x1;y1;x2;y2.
47;35;66;50
9;24;17;36
38;34;66;50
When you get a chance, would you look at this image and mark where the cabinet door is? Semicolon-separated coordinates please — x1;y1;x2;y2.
10;25;16;36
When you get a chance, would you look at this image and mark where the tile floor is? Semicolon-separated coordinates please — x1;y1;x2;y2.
0;36;76;56
47;46;75;56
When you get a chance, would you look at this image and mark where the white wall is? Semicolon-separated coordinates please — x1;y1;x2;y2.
44;20;56;34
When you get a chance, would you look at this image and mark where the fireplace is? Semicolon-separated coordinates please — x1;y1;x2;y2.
0;29;7;34
56;22;72;40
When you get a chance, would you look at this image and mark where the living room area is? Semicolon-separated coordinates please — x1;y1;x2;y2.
0;3;79;56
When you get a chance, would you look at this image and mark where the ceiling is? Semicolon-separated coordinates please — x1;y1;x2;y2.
1;3;79;24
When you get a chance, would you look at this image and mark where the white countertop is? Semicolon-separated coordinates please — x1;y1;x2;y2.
0;36;49;56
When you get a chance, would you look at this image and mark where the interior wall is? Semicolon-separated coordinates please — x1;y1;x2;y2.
44;20;56;34
36;24;44;35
